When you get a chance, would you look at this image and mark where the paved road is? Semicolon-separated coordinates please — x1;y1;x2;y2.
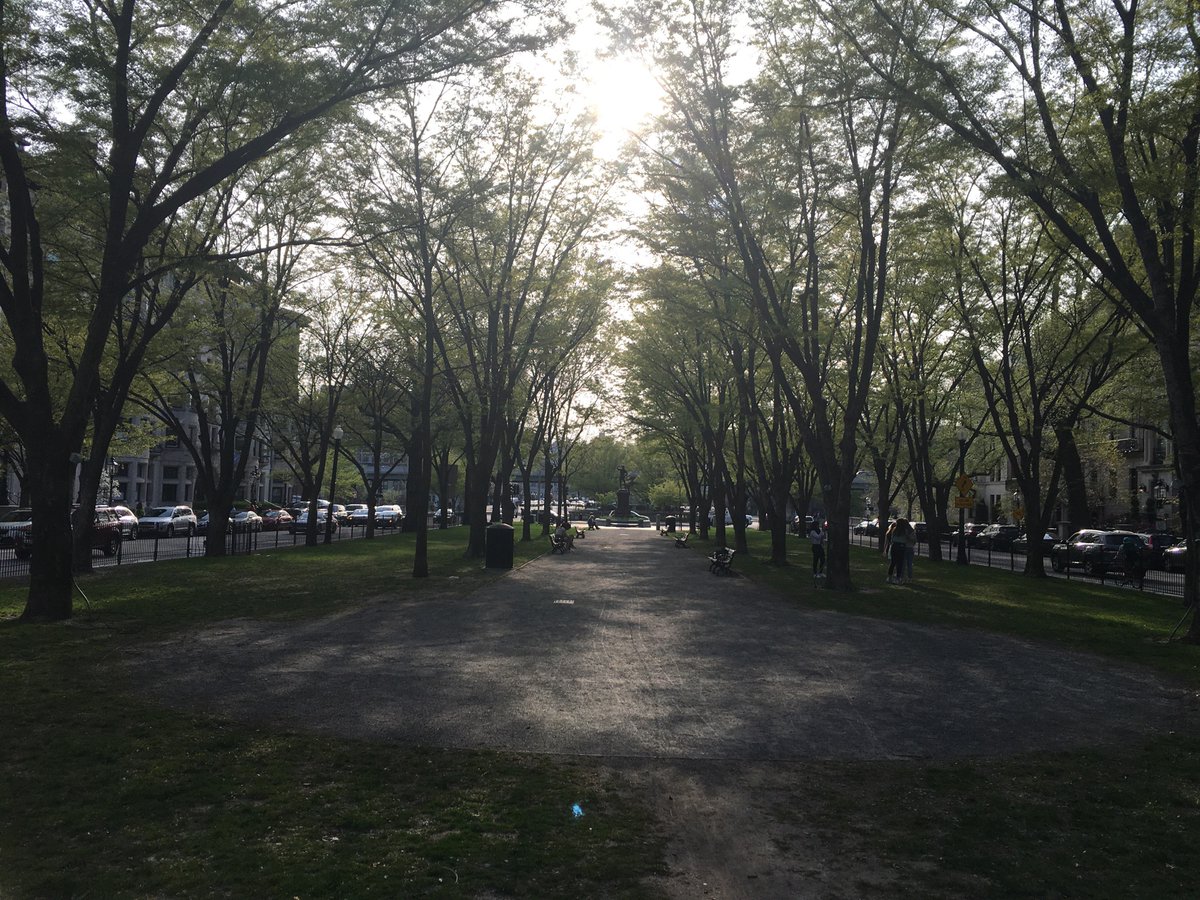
129;527;1193;761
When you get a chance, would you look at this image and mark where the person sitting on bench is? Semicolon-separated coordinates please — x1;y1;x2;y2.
554;520;574;550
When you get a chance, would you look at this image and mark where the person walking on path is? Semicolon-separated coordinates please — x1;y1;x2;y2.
884;518;912;584
808;521;826;577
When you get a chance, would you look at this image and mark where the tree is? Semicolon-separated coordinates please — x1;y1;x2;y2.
261;290;365;546
1;0;563;620
851;0;1200;634
621;269;738;547
947;192;1132;576
612;0;913;586
338;328;414;539
131;157;324;556
875;187;973;560
432;79;613;557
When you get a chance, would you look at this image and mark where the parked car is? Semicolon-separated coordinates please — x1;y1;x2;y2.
260;509;294;531
975;524;1020;551
15;507;123;560
136;505;197;537
912;521;928;541
347;506;374;527
1138;532;1178;570
607;509;651;524
291;508;338;534
1051;530;1145;576
1012;531;1056;557
108;504;139;539
196;512;228;535
431;508;459;526
853;518;880;536
374;504;404;528
708;510;754;526
1164;540;1189;573
231;509;262;532
0;508;34;548
950;522;989;548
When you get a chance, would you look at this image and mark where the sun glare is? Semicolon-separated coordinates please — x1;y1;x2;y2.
579;56;664;159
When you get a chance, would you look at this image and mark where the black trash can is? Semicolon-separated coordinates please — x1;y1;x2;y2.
664;515;677;533
485;521;515;570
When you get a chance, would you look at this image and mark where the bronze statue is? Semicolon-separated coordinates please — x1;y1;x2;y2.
617;466;638;491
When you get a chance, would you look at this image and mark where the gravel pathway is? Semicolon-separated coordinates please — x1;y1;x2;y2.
128;526;1190;760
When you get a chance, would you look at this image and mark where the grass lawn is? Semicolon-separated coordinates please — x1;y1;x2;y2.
0;530;665;898
4;525;1197;898
702;529;1200;898
733;530;1200;685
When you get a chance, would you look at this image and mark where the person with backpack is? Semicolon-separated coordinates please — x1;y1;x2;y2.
808;521;826;577
884;517;913;584
1119;536;1144;589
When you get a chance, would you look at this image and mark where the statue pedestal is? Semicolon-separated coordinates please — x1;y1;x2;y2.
615;489;632;518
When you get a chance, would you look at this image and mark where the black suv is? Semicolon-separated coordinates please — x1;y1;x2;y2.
1051;530;1144;576
975;524;1020;551
14;508;124;560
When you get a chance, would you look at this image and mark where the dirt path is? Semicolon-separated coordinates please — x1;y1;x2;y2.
127;527;1194;897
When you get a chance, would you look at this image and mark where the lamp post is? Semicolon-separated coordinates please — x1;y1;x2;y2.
325;426;343;545
956;426;968;565
108;457;118;505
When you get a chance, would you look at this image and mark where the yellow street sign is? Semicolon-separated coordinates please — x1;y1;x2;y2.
955;474;974;495
1013;506;1025;520
953;497;973;508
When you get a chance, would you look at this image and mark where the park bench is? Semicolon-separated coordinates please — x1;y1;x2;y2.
708;547;735;575
674;532;690;548
550;535;569;554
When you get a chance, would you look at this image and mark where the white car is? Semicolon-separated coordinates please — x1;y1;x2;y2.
108;505;139;539
231;510;263;532
0;508;34;548
374;504;404;527
137;505;197;537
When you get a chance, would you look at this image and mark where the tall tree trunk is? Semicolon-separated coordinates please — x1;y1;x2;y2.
1158;344;1200;642
1056;424;1089;535
542;451;554;536
21;444;76;621
823;474;854;591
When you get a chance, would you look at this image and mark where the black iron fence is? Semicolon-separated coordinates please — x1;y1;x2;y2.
848;528;1187;599
0;520;404;581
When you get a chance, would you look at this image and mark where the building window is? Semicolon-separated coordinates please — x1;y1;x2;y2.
162;483;178;502
163;466;179;480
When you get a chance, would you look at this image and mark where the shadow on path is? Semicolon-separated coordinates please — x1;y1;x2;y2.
128;527;1192;761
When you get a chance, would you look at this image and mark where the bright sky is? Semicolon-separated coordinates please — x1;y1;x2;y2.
557;1;665;161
